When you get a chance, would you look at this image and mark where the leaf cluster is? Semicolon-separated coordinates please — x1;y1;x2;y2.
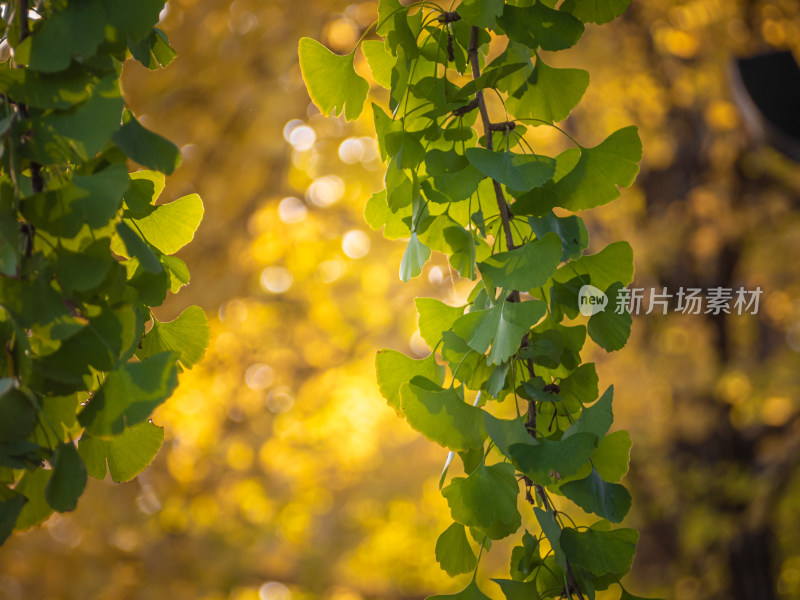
0;0;207;542
300;0;655;598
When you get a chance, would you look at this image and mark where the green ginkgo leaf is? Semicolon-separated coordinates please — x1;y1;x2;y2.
554;126;642;211
492;578;540;600
138;305;210;369
129;193;204;256
466;148;555;192
592;430;632;482
560;0;632;24
399;232;431;281
458;0;505;27
560;526;639;576
299;38;369;121
507;58;589;125
435;523;478;576
78;421;165;482
45;442;86;512
429;578;492;600
362;40;394;89
453;299;547;365
499;2;584;51
400;380;486;451
510;432;597;485
375;350;444;414
560;467;631;522
112;111;181;175
478;233;563;291
553;241;634;291
415;298;465;348
588;283;633;351
442;462;521;539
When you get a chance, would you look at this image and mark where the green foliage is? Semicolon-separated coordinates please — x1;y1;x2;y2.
0;1;207;544
301;0;649;597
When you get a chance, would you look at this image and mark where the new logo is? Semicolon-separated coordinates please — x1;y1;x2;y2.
578;285;608;316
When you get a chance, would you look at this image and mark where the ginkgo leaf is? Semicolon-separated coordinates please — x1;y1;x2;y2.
429;579;492;600
482;413;534;460
376;350;444;414
415;298;465;348
478;233;562;291
44;442;86;512
399;232;431;281
113;111;181;175
453;299;547;365
588;282;632;351
508;531;542;581
553;241;634;291
528;212;589;261
442;462;521;539
492;578;540;600
362;40;394;88
458;0;505;27
510;432;597;485
129;193;204;256
400;380;487;451
560;0;632;24
554;126;642;211
78;421;165;482
507;59;589;125
560;526;638;576
499;2;584;51
436;523;478;576
592;430;632;482
466;148;555;192
78;352;179;437
299;38;369;121
560;467;631;522
564;385;614;440
138;305;209;369
534;507;566;569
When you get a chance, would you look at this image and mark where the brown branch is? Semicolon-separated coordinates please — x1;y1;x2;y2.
467;26;516;252
452;98;479;117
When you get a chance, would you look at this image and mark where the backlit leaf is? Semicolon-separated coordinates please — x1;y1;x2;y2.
78;352;179;437
299;38;369;121
400;380;487;451
592;430;632;482
564;385;614;440
554;126;642;211
130;193;204;255
561;0;632;24
416;298;465;348
78;421;165;482
510;432;597;485
376;350;443;414
428;579;492;600
113;112;182;174
588;282;632;351
442;462;521;539
478;233;562;291
560;526;638;576
399;232;431;281
45;442;86;512
139;305;209;369
507;59;589;125
435;523;477;576
560;468;631;522
14;469;53;530
465;148;555;192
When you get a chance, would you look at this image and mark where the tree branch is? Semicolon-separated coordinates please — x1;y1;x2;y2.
467;26;516;252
